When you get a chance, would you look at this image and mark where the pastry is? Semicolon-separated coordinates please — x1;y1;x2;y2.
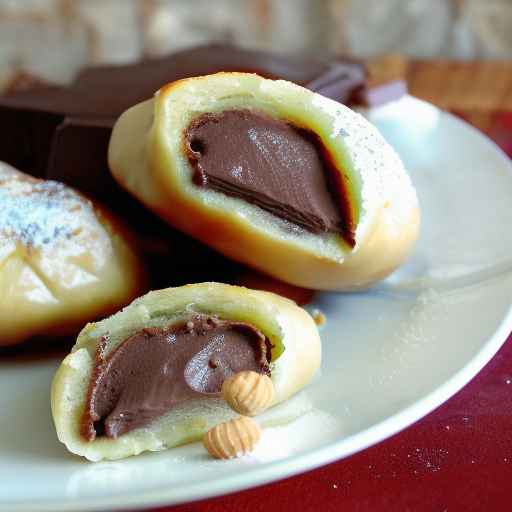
0;162;145;346
109;72;419;290
0;46;406;290
51;282;321;461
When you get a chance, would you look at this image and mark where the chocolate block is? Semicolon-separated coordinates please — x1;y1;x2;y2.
0;107;62;178
73;44;369;114
47;117;114;197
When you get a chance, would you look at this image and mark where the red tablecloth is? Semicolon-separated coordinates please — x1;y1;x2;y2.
153;112;512;512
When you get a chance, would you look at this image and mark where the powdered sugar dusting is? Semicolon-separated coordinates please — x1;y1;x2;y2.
0;176;88;249
311;93;418;245
0;165;116;295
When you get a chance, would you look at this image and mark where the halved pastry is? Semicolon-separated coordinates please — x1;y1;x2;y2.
51;282;321;461
109;72;419;290
0;162;145;346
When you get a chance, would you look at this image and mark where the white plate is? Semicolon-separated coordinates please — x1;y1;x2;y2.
2;96;512;512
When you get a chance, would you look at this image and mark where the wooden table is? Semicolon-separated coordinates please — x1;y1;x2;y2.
409;60;512;135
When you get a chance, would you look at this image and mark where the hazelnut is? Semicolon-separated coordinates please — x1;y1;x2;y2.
221;371;274;416
203;416;261;459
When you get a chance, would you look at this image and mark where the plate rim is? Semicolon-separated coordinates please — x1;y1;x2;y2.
3;95;512;512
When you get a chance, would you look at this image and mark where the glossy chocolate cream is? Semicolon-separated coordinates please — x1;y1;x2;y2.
81;315;271;440
185;109;355;245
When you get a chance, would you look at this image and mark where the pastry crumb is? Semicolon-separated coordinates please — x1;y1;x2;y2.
311;309;326;326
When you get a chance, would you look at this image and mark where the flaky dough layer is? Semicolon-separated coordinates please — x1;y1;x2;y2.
51;282;321;461
0;162;145;346
109;72;419;290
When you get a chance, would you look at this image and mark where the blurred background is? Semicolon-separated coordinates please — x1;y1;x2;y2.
0;0;511;87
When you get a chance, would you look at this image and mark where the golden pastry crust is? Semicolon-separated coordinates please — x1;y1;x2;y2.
51;282;321;461
0;162;145;346
109;72;419;291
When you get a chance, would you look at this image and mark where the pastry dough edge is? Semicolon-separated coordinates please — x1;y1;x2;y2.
51;282;321;461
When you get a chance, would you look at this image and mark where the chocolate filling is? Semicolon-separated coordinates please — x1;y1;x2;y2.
185;109;355;245
81;315;271;441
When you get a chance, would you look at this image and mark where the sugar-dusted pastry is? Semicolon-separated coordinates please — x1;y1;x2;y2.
0;162;145;346
51;282;321;461
109;72;419;291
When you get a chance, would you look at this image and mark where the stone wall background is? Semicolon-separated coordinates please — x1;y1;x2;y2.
0;0;511;86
